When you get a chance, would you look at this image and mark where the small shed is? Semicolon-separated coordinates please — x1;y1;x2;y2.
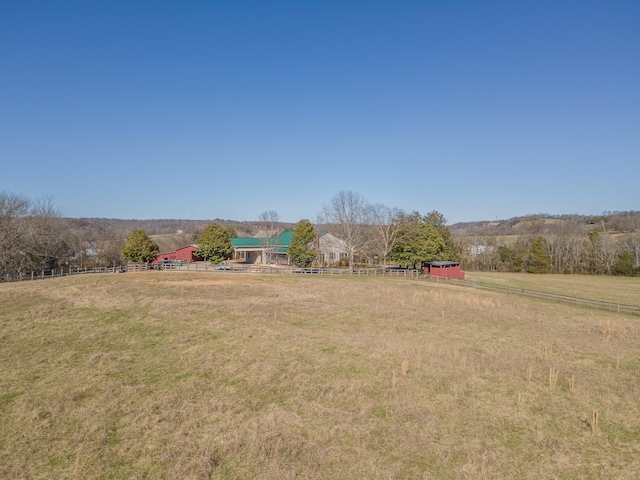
423;261;465;279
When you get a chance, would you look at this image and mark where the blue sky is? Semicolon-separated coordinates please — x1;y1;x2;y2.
1;1;638;224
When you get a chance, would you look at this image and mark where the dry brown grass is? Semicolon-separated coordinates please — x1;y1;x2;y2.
465;271;640;306
1;271;639;479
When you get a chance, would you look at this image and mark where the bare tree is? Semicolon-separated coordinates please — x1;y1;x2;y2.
623;232;640;269
545;219;582;273
67;221;94;269
601;233;620;275
22;196;72;271
0;193;72;277
0;192;30;277
258;210;280;265
319;191;368;269
93;225;125;267
460;236;500;271
366;204;403;266
583;230;620;275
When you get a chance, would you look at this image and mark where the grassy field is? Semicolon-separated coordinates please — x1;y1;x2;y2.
464;271;640;306
1;272;639;479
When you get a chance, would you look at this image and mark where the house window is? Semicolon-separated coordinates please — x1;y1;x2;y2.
340;252;348;261
329;252;335;261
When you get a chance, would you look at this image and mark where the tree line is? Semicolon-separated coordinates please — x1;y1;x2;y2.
117;191;461;270
119;193;640;277
0;192;127;278
3;190;637;279
457;216;640;276
312;191;460;269
247;192;460;269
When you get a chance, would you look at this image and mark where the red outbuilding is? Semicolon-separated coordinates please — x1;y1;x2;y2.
152;245;203;266
423;261;465;279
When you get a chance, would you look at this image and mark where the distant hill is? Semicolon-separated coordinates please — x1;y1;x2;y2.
64;218;296;254
65;217;295;237
450;211;640;238
66;212;639;239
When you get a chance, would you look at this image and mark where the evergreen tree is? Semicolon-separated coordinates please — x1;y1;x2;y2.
390;211;460;269
224;225;237;239
196;222;233;264
497;244;514;268
121;229;159;264
527;236;551;273
613;251;636;276
288;219;317;267
424;210;461;261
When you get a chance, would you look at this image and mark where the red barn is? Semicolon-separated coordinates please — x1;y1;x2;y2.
153;245;202;265
423;261;465;279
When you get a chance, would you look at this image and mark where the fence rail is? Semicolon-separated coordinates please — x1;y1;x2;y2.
141;263;424;278
0;264;421;281
2;264;638;316
425;276;640;316
1;266;122;282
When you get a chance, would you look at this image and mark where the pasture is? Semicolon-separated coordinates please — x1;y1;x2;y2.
464;271;640;306
1;272;639;479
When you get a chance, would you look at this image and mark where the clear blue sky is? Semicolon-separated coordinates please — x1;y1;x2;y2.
1;1;638;224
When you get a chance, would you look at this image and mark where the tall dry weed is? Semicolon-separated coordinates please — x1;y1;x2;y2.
517;391;524;413
401;360;409;376
548;367;559;389
460;355;467;369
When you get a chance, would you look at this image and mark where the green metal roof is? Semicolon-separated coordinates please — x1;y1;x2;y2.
232;231;293;249
231;237;263;247
277;231;293;245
